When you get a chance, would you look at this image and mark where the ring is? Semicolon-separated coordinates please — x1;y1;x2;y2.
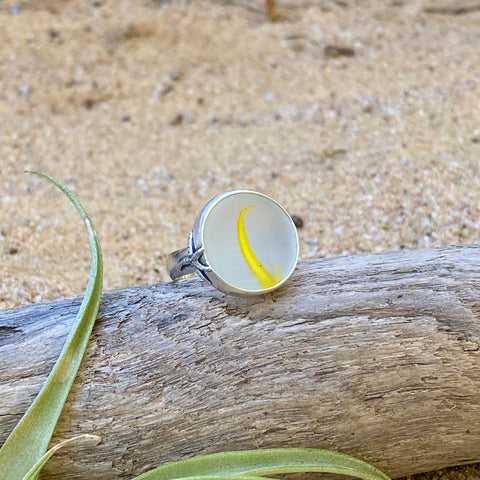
166;190;299;295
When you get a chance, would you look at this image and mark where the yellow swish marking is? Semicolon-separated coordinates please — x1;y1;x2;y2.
237;205;282;289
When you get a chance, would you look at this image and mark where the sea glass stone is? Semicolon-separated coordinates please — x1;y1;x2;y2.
192;190;299;294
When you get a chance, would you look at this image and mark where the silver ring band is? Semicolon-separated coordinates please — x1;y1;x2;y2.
166;233;212;280
166;247;196;280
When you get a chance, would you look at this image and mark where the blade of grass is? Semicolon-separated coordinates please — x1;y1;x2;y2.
131;448;391;480
0;171;103;480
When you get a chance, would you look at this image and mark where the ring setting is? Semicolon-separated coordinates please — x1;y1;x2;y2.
166;190;299;295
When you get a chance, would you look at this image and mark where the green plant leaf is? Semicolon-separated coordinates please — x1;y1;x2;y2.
0;171;103;480
131;448;391;480
21;435;101;480
138;477;273;480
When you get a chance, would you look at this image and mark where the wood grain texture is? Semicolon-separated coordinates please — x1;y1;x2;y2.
1;246;480;479
424;1;480;14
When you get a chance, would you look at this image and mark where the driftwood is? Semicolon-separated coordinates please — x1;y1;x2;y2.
424;1;480;15
1;246;480;480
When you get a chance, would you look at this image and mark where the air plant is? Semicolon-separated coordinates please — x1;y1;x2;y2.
0;172;391;480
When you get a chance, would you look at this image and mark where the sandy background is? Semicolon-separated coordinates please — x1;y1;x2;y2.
1;0;479;478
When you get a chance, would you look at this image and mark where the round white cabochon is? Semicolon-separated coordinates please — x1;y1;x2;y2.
202;191;298;292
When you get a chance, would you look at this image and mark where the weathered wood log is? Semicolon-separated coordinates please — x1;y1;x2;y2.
424;1;480;15
1;246;480;480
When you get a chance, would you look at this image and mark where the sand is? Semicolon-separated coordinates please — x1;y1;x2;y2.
1;0;480;478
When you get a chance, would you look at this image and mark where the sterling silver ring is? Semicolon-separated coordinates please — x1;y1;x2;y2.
166;190;299;295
